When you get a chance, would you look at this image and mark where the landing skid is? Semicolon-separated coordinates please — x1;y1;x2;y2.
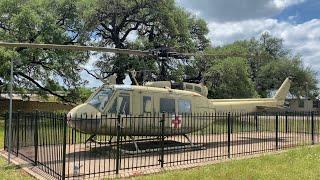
85;134;205;155
120;134;205;155
85;134;114;145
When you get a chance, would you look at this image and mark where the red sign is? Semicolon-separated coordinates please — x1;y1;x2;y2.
171;115;182;128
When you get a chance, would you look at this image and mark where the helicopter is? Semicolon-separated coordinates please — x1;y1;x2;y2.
66;76;291;136
0;42;292;151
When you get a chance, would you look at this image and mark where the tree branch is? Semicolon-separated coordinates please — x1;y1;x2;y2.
0;22;10;31
83;68;100;80
100;22;114;36
63;33;79;45
15;71;73;103
120;22;140;42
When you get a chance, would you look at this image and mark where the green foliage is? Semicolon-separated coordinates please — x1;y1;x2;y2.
66;87;93;103
0;0;89;103
250;33;318;98
80;0;210;83
205;57;257;98
257;58;318;98
201;33;318;99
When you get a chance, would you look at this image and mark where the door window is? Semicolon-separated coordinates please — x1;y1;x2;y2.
160;98;175;113
178;100;191;113
143;96;152;113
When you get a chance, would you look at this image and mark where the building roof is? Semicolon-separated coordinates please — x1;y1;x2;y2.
0;93;58;102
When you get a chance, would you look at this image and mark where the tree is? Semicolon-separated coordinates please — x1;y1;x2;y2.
66;87;93;103
204;57;257;99
200;33;318;99
0;0;89;103
0;0;210;103
257;58;318;98
248;33;318;98
81;0;210;83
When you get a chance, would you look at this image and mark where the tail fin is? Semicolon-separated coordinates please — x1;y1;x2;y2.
274;77;292;101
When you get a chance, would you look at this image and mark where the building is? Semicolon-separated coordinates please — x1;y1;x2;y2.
286;98;320;112
0;93;74;113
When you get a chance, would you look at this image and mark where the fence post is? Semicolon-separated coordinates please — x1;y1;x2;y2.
62;113;67;180
16;111;20;156
227;112;231;158
160;112;165;168
34;111;39;165
255;113;259;132
311;111;314;145
275;113;279;150
116;114;121;174
285;111;288;133
230;114;233;134
4;113;7;150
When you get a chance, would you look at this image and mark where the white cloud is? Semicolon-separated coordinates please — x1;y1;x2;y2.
177;0;305;22
208;18;320;74
270;0;305;9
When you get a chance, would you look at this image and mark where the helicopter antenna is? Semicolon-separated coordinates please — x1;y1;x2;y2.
129;70;139;85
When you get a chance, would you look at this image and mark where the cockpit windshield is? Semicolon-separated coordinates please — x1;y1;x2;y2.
88;87;113;111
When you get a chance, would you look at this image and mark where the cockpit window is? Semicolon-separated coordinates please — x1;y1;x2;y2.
108;94;130;114
88;87;113;111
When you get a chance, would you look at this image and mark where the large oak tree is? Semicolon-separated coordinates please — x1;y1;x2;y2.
80;0;210;83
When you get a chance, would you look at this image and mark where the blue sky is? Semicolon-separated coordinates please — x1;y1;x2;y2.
276;0;320;23
83;0;320;87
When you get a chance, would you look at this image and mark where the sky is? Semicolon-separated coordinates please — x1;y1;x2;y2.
176;0;320;76
82;0;320;87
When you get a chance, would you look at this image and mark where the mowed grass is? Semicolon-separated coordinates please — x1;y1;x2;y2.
0;157;34;180
0;116;34;180
136;145;320;180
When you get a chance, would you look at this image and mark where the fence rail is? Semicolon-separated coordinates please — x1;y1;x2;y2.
4;111;320;179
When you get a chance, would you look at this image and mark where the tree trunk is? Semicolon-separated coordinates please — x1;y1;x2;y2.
114;42;126;84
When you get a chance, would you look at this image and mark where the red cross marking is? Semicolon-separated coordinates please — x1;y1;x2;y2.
171;115;182;128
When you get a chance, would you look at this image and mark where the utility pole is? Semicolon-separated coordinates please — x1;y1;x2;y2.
7;58;13;164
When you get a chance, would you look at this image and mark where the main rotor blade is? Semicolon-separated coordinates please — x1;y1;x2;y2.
0;42;246;58
168;52;247;58
0;42;150;57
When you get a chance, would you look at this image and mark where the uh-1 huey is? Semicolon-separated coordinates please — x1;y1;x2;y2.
0;42;292;152
63;47;291;150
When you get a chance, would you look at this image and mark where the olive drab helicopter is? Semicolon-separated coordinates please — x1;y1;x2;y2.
0;42;292;151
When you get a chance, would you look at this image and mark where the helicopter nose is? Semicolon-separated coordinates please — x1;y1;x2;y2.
67;103;102;133
67;103;101;121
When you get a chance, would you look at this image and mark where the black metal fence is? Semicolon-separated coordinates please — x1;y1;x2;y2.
4;111;320;179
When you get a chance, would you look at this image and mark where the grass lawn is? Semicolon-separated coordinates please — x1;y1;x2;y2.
0;157;34;180
137;145;320;180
